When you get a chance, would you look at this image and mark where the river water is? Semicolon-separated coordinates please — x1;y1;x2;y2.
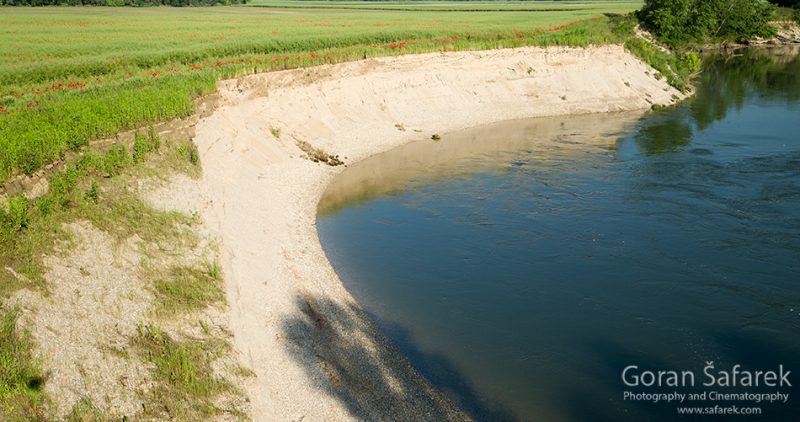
317;47;800;421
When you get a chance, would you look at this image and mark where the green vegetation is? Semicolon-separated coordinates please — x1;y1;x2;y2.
1;126;235;418
0;128;198;298
249;0;642;12
637;0;776;47
153;264;225;315
773;3;800;23
135;323;235;419
4;2;786;419
624;38;695;92
0;3;644;182
0;310;46;421
0;13;244;413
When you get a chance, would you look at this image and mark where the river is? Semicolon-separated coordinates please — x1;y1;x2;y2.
317;47;800;421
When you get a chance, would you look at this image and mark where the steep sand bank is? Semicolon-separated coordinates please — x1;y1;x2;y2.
193;46;685;420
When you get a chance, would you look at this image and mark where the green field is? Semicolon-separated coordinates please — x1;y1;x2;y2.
248;0;641;11
0;1;642;182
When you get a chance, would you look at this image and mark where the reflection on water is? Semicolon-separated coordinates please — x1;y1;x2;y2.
317;47;800;421
318;111;643;217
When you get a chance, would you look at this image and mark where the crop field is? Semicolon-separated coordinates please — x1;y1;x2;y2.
0;1;642;182
248;0;642;11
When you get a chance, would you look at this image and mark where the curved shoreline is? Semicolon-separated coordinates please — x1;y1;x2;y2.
192;46;685;420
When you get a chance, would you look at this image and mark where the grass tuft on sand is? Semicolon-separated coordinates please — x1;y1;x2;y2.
0;309;47;421
134;323;236;419
152;263;225;316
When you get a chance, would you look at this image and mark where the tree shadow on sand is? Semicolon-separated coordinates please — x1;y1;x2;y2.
280;294;514;421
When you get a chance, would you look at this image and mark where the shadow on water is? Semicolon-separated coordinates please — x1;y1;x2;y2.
280;294;514;421
375;317;516;421
551;339;677;422
551;334;799;422
707;328;800;409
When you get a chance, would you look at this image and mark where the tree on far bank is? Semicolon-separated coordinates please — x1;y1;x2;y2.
637;0;776;46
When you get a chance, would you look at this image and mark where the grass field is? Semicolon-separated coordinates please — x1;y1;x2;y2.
248;0;642;11
0;1;643;182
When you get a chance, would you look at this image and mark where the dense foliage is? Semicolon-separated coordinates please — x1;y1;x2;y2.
0;0;247;5
637;0;776;46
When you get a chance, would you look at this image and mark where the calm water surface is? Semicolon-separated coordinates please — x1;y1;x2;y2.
317;47;800;421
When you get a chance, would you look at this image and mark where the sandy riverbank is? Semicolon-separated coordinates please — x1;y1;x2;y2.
192;45;685;420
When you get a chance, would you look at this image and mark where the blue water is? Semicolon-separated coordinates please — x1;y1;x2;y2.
317;47;800;421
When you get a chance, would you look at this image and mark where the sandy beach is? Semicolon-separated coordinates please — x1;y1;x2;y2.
192;45;685;420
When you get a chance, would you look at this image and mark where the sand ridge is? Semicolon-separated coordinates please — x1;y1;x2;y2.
193;46;685;420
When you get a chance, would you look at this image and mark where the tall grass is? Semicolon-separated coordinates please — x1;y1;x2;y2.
0;4;642;182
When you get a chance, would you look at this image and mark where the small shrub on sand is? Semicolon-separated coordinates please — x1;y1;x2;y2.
85;181;99;204
188;143;200;167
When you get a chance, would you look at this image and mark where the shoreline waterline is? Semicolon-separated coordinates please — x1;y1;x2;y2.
193;45;685;420
315;46;800;420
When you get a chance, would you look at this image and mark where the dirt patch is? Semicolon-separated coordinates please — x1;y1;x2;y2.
10;221;152;418
6;170;249;420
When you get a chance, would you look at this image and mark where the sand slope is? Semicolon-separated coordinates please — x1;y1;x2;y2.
193;46;684;421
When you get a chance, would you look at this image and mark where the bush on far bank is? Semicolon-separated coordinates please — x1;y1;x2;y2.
637;0;777;46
